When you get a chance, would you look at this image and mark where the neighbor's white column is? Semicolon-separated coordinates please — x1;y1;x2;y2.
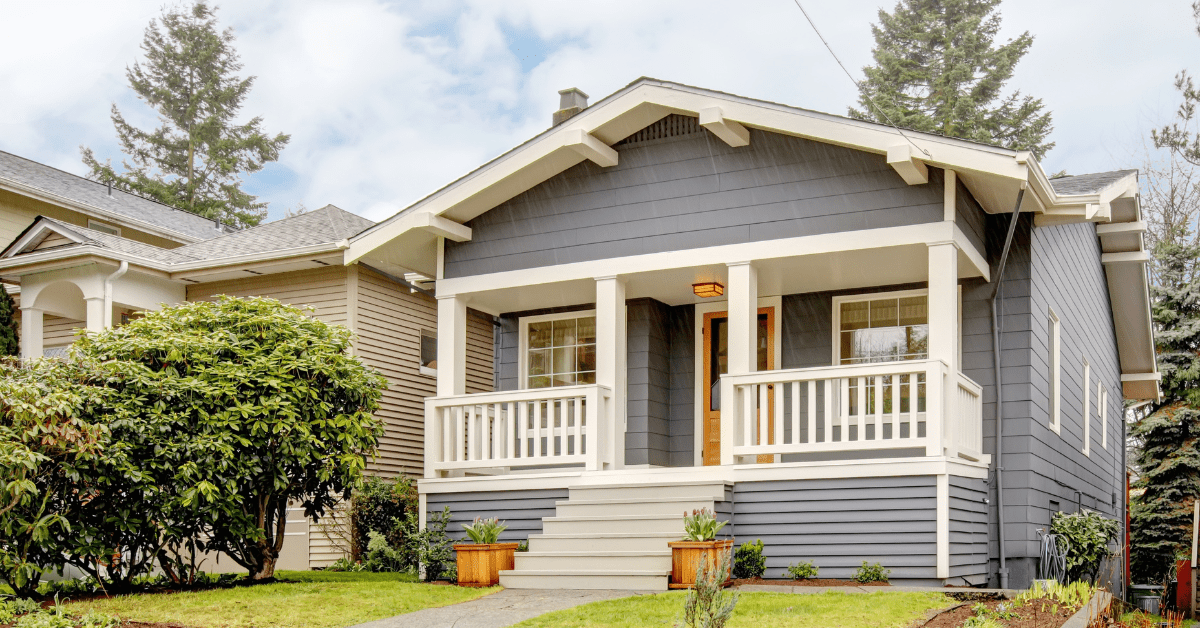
84;297;106;333
595;275;627;469
723;261;758;465
436;294;468;397
928;243;959;458
21;307;43;360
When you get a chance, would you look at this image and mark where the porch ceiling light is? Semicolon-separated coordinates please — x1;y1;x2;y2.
692;282;724;298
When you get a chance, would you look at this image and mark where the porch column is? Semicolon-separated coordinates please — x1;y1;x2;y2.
21;307;43;360
595;276;627;469
927;243;958;458
723;261;757;465
84;297;106;333
436;294;468;397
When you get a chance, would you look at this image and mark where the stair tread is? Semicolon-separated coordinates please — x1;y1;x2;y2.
501;569;670;576
531;531;682;539
558;497;716;506
544;514;684;522
523;550;671;557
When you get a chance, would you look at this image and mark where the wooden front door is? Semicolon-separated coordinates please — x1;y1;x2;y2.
702;308;774;466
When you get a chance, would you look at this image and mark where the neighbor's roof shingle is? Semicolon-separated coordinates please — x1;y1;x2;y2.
1048;169;1137;196
0;150;228;241
170;205;375;262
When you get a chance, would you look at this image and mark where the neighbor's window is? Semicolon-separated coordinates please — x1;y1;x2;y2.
420;329;437;375
1081;358;1091;457
87;220;121;236
526;314;596;388
1048;309;1061;434
838;294;928;364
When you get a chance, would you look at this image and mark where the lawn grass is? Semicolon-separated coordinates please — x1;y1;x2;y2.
61;570;496;628
511;590;951;628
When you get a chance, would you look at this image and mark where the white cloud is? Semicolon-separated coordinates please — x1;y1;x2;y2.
0;0;1194;223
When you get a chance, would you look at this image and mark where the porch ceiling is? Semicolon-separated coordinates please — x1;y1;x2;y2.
460;242;983;314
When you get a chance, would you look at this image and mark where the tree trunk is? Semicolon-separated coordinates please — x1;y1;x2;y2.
248;539;278;581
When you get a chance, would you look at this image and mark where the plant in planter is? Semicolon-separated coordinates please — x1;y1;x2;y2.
453;517;517;587
669;509;733;589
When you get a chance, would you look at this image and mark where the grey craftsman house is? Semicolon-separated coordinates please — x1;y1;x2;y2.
348;78;1157;591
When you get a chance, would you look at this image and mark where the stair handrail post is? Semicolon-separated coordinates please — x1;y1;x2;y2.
585;385;602;471
924;360;946;458
425;398;443;478
720;376;736;465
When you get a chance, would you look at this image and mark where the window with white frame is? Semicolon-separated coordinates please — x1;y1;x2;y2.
523;312;596;389
419;329;437;376
836;292;928;364
1048;309;1061;434
1100;384;1108;450
1081;358;1091;456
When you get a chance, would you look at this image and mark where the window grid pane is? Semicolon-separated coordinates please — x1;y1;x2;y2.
840;295;930;365
528;315;598;389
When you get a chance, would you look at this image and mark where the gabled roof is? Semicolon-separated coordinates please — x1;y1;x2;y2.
0;205;375;280
0;150;230;243
1049;170;1139;195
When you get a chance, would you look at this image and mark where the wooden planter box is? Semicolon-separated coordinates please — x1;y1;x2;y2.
453;542;519;587
668;539;734;589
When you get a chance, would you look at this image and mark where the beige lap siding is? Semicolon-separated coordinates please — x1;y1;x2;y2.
43;315;85;351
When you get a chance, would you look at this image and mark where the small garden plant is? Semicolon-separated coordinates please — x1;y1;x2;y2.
1050;509;1118;582
962;601;1019;628
785;560;819;580
462;517;508;544
678;549;738;628
682;509;727;541
415;507;457;582
853;561;890;583
0;599;120;628
732;539;765;579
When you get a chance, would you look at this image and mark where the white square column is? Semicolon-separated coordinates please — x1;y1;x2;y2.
722;261;757;465
85;297;106;333
21;307;43;360
436;294;468;398
595;276;627;469
927;242;959;458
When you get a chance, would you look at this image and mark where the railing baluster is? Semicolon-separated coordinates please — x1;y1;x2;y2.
774;382;784;447
467;405;477;461
742;384;754;449
442;407;452;462
891;374;900;440
533;400;543;458
517;401;527;458
909;373;918;438
791;381;801;445
758;384;768;446
839;377;849;442
873;376;883;441
573;397;583;455
855;377;866;442
807;380;817;445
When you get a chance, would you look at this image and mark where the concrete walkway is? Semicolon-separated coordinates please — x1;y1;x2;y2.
351;588;652;628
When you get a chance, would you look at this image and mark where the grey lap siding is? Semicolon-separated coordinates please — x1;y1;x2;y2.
426;489;569;544
667;304;696;467
949;476;989;584
732;476;940;582
444;125;947;278
627;298;672;467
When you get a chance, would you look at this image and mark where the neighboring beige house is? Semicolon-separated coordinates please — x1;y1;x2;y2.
0;152;493;569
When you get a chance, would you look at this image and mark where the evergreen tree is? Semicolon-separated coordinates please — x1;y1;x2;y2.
0;288;17;357
850;0;1054;160
81;2;289;228
1130;235;1200;582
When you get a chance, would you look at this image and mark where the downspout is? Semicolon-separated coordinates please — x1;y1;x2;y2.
991;184;1026;590
103;261;129;328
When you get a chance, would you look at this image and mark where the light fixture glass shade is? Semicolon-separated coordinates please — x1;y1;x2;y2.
692;282;724;298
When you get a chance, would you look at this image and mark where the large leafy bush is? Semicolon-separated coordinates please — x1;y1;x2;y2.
1051;510;1118;583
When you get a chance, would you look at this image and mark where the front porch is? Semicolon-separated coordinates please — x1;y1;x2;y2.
420;229;995;588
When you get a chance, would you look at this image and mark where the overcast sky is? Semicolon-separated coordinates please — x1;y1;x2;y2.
2;0;1197;223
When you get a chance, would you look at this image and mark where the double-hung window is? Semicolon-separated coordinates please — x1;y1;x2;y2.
836;293;929;364
523;312;597;389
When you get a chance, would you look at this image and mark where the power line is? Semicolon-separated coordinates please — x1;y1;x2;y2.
789;0;933;158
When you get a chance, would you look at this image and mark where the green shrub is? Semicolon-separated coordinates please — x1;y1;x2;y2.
0;598;43;624
413;507;456;582
350;476;418;561
364;530;408;573
682;509;727;542
1051;510;1118;583
852;561;890;583
516;540;529;552
785;560;819;580
13;604;72;628
678;548;738;628
77;611;121;628
731;539;765;579
326;557;365;572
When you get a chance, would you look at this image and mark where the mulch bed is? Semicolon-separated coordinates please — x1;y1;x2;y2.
921;597;1080;628
731;577;890;587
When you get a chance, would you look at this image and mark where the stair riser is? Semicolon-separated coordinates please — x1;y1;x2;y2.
569;485;726;501
529;536;675;552
499;573;668;591
554;500;715;517
515;554;672;571
542;518;683;535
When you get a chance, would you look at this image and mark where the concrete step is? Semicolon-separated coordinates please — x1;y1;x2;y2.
541;514;684;535
527;531;680;553
568;481;728;502
499;569;669;591
553;497;715;517
515;550;672;571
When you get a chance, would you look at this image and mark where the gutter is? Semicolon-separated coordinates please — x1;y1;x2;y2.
103;261;128;327
991;183;1027;590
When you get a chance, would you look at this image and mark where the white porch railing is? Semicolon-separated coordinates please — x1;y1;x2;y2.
425;384;612;476
725;360;983;461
